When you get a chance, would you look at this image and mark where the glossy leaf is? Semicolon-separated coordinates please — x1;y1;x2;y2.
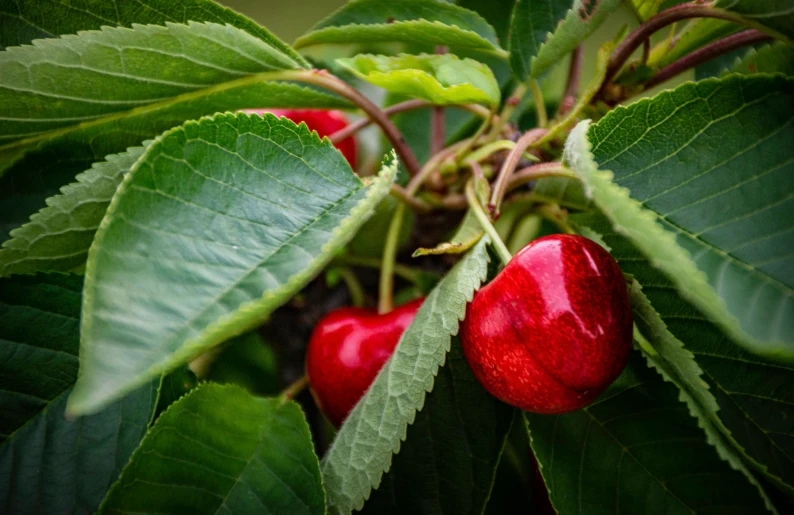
528;354;770;514
99;384;324;515
68;114;397;415
716;0;794;40
361;338;515;514
338;53;501;107
507;0;571;81
0;273;159;515
294;0;504;55
532;0;622;77
0;82;350;245
565;75;794;359
322;236;491;514
574;212;794;496
0;0;308;67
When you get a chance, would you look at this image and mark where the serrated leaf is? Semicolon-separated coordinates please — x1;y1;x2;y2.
67;113;397;416
716;0;794;40
294;0;504;55
0;272;160;515
532;0;622;77
507;0;571;81
730;42;794;76
0;81;350;245
98;384;324;515
361;338;515;514
564;75;794;359
574;212;794;496
0;0;308;67
338;53;501;107
322;236;491;514
527;353;770;514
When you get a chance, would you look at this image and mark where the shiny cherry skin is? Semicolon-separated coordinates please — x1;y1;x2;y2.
461;234;632;414
243;108;357;167
306;298;423;426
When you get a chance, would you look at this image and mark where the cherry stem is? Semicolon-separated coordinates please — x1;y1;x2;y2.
286;70;422;177
644;29;772;89
406;139;470;195
281;375;309;400
328;100;489;145
488;82;528;138
603;3;756;86
529;79;548;128
337;267;365;307
558;45;583;117
390;184;431;212
490;128;548;215
506;162;577;191
466;180;512;265
379;202;407;314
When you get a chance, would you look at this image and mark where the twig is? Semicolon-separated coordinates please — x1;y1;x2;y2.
645;29;772;89
281;375;309;400
488;83;528;138
466;180;512;265
489;128;548;215
506;162;577;191
558;45;583;117
390;184;432;212
406;139;470;195
431;106;446;155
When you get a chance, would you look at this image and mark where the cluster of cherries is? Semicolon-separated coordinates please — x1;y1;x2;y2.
252;109;633;427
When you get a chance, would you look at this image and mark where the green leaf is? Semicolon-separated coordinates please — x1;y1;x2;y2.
294;0;504;55
530;177;591;210
730;42;794;76
716;0;794;40
322;236;491;514
67;113;397;416
0;272;160;514
0;0;308;67
361;337;515;514
0;82;350;246
153;365;199;422
628;0;664;21
531;0;623;77
564;75;794;359
650;18;741;70
458;0;515;43
205;331;280;396
528;353;770;514
338;53;501;107
507;0;571;81
98;384;324;515
574;212;794;496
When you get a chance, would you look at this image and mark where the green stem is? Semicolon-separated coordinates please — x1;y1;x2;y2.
280;375;309;400
390;184;432;212
379;202;407;314
488;83;528;138
335;255;425;285
454;109;494;163
529;79;548;128
536;204;576;234
466;180;512;265
338;268;365;307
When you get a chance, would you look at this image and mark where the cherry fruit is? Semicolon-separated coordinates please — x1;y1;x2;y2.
306;298;423;426
243;108;357;167
461;234;632;414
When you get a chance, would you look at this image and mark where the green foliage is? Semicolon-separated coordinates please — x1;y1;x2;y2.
0;273;160;515
294;0;504;55
565;75;794;360
205;331;280;395
68;114;396;415
338;53;501;107
362;338;515;514
507;0;571;81
731;42;794;76
99;384;325;515
716;0;794;40
322;236;491;514
528;354;770;514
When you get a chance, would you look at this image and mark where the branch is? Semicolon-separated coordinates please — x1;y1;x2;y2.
645;29;772;89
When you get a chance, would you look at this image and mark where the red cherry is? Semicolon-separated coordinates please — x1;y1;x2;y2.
306;298;423;426
461;234;632;414
243;108;357;167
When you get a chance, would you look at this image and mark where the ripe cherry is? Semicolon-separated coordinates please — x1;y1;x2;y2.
306;298;423;426
243;108;357;167
461;234;632;414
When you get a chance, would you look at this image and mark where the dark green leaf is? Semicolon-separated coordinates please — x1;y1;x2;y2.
716;0;794;40
205;331;280;396
0;272;159;515
99;384;324;515
322;236;491;514
294;0;504;55
566;75;794;359
457;0;514;43
507;0;571;81
153;365;199;421
67;113;396;415
0;0;308;67
730;42;794;76
528;354;770;514
362;338;515;514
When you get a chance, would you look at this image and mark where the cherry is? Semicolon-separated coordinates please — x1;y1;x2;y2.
243;108;357;167
306;298;423;426
461;234;632;414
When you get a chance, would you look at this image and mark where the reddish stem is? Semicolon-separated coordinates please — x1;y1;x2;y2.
645;29;772;89
489;129;548;215
558;45;583;117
